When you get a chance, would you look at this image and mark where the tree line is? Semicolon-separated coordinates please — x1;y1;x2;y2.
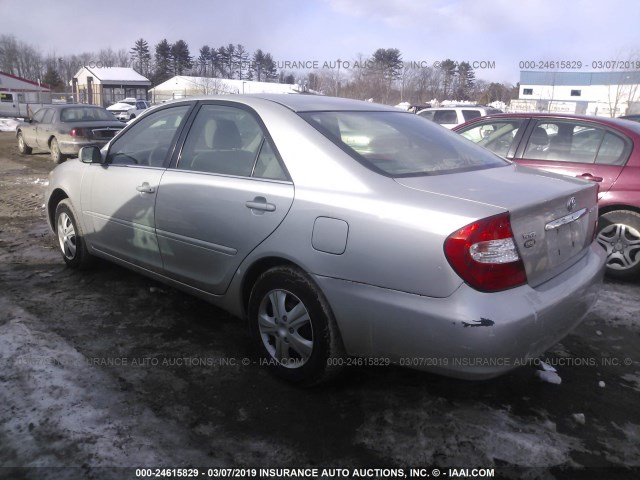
0;34;517;105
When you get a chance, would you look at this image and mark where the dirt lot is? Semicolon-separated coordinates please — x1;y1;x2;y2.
0;130;639;480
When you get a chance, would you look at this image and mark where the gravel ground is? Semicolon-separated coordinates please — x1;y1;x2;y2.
0;131;639;480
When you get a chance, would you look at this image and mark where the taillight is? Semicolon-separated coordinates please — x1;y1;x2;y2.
70;128;86;137
444;213;526;292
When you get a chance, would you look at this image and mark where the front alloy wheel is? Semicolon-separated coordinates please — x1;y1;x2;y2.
596;210;640;280
54;199;93;268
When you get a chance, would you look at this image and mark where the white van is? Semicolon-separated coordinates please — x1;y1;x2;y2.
0;92;45;119
417;106;503;129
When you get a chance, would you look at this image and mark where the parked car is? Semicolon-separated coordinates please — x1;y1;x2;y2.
45;96;605;384
417;105;503;128
115;100;151;121
107;98;150;121
453;113;640;279
619;114;640;123
16;105;124;163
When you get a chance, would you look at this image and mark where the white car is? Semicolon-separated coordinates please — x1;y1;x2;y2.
418;106;503;129
107;98;150;122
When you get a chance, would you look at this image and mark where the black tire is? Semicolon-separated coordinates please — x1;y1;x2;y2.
17;131;32;154
248;266;345;386
596;210;640;280
54;199;93;269
50;137;67;164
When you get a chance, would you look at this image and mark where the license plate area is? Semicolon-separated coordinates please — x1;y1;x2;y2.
545;208;588;266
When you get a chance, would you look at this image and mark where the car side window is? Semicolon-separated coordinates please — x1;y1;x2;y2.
459;120;523;157
524;121;606;163
252;140;287;180
107;105;190;167
42;109;55;124
418;110;435;121
595;132;627;165
32;109;46;123
433;110;458;125
462;110;481;121
178;105;265;177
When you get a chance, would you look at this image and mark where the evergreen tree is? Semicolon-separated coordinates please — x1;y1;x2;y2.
43;65;63;90
130;38;151;76
153;39;172;85
439;59;457;98
252;49;265;81
171;40;192;75
197;45;211;76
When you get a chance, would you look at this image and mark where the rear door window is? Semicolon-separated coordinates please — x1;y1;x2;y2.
433;110;458;125
462;110;482;121
458;119;524;157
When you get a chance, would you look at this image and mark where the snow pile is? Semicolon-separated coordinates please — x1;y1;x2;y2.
0;118;21;132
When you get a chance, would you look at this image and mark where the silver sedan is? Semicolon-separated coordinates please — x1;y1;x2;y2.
45;95;606;385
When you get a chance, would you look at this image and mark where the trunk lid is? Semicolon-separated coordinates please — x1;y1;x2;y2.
395;164;599;287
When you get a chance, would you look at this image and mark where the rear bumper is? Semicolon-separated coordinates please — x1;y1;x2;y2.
314;243;606;379
58;139;110;156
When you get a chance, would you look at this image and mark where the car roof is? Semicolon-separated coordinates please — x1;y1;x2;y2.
171;94;401;113
453;112;640;135
37;104;106;110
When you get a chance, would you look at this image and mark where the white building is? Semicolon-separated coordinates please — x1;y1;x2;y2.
513;71;640;117
149;76;304;102
73;67;151;107
0;71;51;118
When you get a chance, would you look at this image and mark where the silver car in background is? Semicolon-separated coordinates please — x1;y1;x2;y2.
17;104;124;163
45;95;606;385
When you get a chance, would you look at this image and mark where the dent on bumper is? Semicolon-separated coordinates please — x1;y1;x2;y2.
314;243;606;380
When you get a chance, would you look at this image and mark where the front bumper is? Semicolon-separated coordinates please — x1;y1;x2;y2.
314;243;606;379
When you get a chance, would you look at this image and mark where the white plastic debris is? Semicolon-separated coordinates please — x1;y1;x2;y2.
572;413;586;425
598;381;606;388
535;370;562;384
540;361;557;372
596;330;603;336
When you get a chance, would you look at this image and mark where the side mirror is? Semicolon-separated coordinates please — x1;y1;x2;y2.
79;145;102;164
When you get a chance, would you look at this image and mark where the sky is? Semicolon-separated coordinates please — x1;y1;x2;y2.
1;0;639;85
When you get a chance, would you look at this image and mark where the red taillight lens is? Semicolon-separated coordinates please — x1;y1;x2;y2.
444;213;527;292
70;128;86;137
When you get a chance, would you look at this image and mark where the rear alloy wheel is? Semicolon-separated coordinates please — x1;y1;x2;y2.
55;199;93;268
50;137;67;164
596;210;640;280
17;132;32;154
248;266;345;385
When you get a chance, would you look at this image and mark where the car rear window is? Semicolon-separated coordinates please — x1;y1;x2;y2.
300;111;508;177
60;107;115;122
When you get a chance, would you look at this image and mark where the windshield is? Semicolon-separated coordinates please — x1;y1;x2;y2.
60;107;116;122
300;111;508;177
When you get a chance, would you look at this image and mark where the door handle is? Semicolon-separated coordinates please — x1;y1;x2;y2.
136;182;155;194
577;173;603;182
245;196;276;212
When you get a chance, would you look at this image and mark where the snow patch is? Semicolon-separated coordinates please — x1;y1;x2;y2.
356;397;586;468
0;118;20;132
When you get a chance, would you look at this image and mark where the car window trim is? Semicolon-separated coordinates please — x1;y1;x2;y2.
170;100;292;182
516;118;633;166
105;101;197;169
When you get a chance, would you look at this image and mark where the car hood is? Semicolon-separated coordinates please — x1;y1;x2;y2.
107;103;134;111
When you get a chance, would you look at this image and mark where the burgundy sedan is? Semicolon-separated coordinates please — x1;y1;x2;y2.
454;113;640;279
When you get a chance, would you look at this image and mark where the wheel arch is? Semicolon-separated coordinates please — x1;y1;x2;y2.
47;188;69;229
240;256;303;317
598;203;640;217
